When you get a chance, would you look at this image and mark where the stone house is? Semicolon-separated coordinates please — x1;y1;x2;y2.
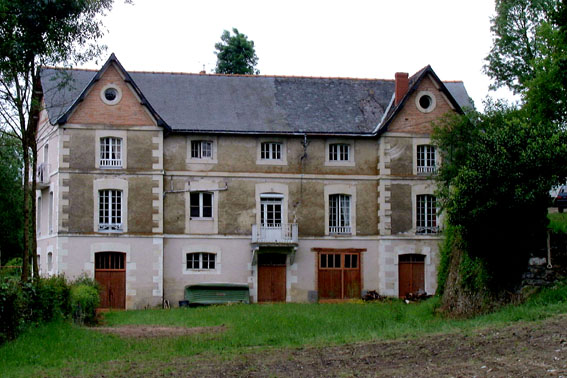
35;54;471;309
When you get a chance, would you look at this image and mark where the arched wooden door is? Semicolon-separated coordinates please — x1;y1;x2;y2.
95;252;126;309
398;254;425;298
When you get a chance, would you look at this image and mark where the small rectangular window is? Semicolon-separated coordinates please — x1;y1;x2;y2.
191;140;213;159
186;252;216;270
329;144;350;161
261;142;282;160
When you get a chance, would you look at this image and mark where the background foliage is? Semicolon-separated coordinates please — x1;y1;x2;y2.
214;28;259;75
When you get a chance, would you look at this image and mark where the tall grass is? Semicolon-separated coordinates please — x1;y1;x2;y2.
1;282;567;377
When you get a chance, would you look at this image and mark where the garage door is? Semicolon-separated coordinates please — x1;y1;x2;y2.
318;252;361;300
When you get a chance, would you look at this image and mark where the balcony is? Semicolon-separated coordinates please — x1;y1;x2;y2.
36;163;51;188
252;223;298;245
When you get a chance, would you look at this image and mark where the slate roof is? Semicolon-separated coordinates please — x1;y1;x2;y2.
40;55;472;136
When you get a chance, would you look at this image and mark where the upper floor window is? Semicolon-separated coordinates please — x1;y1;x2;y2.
417;145;436;174
329;143;350;161
416;194;438;234
99;189;122;231
191;140;213;159
100;137;123;168
190;192;213;219
329;194;351;234
186;252;216;270
261;142;282;160
260;194;283;226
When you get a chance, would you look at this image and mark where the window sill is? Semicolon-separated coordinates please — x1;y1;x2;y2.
256;159;287;166
189;217;214;221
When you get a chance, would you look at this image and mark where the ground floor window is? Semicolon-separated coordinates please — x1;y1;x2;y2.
186;252;216;270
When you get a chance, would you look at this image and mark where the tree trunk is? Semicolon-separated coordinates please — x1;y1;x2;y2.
31;136;38;280
21;142;30;282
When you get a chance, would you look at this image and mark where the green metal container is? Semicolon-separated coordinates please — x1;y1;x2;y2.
184;283;250;305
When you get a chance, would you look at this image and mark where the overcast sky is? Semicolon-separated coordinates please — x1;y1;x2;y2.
84;0;513;109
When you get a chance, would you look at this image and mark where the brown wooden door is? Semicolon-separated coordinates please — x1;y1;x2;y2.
318;252;361;299
95;252;126;309
257;253;286;302
398;254;425;298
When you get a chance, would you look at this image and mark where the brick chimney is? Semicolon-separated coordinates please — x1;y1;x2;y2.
395;72;409;106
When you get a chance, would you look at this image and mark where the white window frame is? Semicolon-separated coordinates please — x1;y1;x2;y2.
98;189;123;232
328;194;351;235
417;145;436;174
260;194;284;226
182;244;222;275
186;252;216;270
96;130;127;169
99;137;123;168
93;179;128;233
189;191;213;219
324;184;356;236
187;136;218;164
48;191;54;235
256;139;287;165
325;139;355;167
191;140;213;159
416;194;438;235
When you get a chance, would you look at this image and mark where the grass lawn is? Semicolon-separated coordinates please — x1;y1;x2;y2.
1;282;567;377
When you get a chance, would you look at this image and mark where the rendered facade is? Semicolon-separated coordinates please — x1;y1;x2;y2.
35;54;471;309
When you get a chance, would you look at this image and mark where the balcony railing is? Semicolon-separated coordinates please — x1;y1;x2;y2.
100;158;122;168
252;223;298;244
98;223;123;232
36;163;51;188
416;226;440;235
329;226;352;235
417;166;437;174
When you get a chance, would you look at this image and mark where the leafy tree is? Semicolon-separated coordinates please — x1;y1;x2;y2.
436;0;567;314
214;28;259;75
0;134;23;265
484;0;558;94
0;0;115;281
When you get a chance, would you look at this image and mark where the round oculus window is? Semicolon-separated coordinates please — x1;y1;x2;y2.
100;84;122;105
415;91;436;113
104;88;118;101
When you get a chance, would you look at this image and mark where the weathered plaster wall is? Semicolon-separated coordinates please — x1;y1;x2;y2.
390;184;412;234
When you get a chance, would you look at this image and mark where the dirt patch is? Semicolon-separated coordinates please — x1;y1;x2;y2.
93;324;226;338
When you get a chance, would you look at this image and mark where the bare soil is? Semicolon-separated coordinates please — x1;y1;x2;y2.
93;324;226;338
98;315;567;377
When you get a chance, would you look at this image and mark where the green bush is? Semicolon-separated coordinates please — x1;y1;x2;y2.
71;284;100;325
0;257;22;279
0;278;25;343
33;275;72;322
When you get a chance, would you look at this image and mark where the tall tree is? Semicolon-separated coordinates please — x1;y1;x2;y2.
436;0;567;314
0;0;115;281
214;28;259;75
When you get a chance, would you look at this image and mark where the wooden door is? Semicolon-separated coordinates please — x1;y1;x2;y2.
257;253;286;302
398;254;425;298
318;252;361;300
95;252;126;309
